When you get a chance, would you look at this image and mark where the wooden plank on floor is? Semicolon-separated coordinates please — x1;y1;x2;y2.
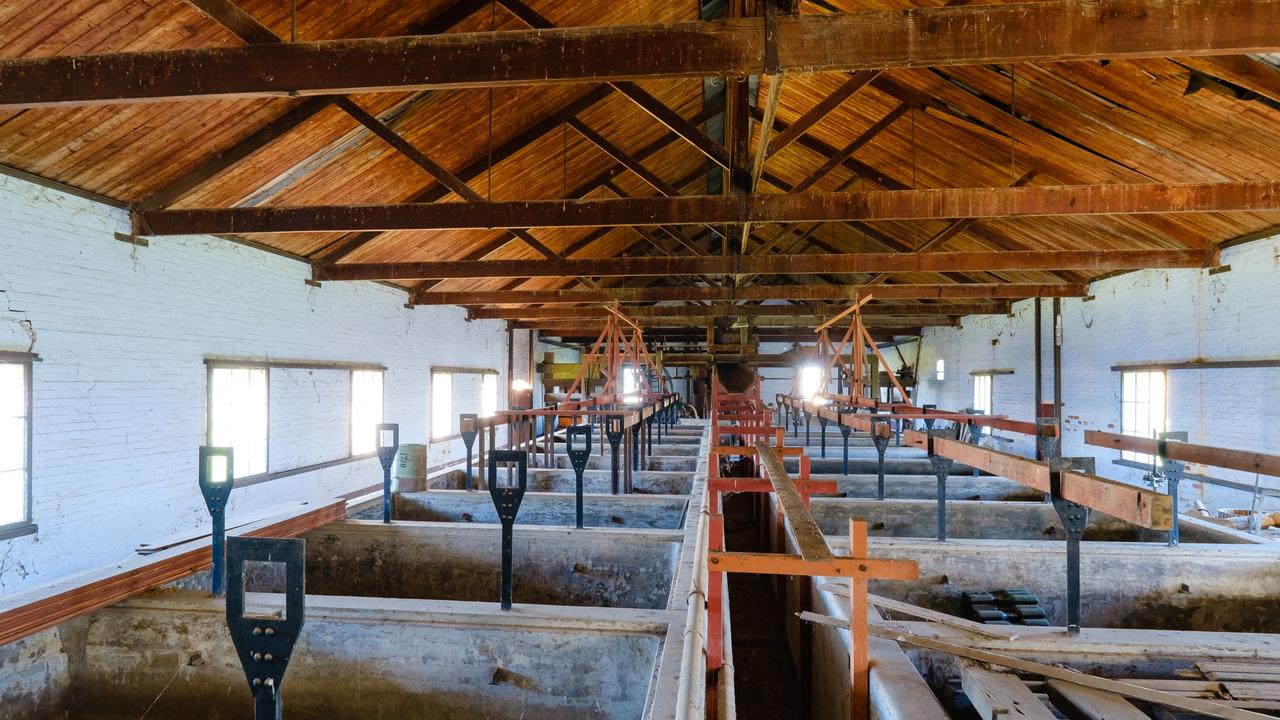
962;664;1057;719
842;619;1275;720
755;440;832;561
1048;679;1150;719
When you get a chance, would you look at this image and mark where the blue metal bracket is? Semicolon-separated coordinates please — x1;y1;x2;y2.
927;431;955;542
376;423;398;523
459;413;479;491
1158;431;1189;546
566;424;592;529
198;446;235;598
226;536;305;720
836;409;856;476
871;416;890;501
605;414;624;495
488;450;528;610
1048;456;1094;636
1036;418;1061;463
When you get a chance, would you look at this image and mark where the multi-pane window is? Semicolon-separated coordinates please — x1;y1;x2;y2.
935;359;946;381
481;373;499;418
0;361;30;528
1121;370;1167;463
798;365;823;400
350;370;384;455
431;371;453;439
208;367;268;478
972;374;993;415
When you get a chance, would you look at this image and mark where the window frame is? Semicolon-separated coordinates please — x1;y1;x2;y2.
204;357;386;488
1120;369;1168;464
349;368;385;456
205;364;270;479
431;366;500;441
972;373;993;415
0;351;37;540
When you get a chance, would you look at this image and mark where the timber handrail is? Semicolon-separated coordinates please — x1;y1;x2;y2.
902;431;1172;529
1085;430;1280;478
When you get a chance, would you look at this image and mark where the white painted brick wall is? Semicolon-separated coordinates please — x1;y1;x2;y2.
0;174;519;595
914;235;1280;512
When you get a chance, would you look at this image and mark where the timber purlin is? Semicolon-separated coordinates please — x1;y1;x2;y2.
4;2;1280;108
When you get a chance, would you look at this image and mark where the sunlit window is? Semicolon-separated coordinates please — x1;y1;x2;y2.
350;370;384;455
935;359;945;382
972;375;992;415
0;362;30;527
798;365;823;400
431;372;453;439
1122;370;1167;463
481;373;499;418
208;367;268;478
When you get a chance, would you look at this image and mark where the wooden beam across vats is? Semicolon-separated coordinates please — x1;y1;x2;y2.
5;1;1280;109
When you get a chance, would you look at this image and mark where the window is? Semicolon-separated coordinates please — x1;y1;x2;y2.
0;360;31;529
972;374;992;415
1121;370;1167;463
798;365;823;400
208;367;268;478
432;372;453;439
481;373;499;418
350;370;384;455
432;368;500;438
935;359;945;381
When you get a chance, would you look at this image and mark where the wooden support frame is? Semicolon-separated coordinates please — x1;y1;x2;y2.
1085;430;1280;477
133;183;1279;236
8;2;1280;109
415;283;1089;305
709;520;918;720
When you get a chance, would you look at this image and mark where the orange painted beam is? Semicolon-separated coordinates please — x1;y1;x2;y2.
706;552;919;580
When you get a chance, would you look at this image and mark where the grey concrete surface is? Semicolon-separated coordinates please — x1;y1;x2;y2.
394;490;689;529
304;521;682;610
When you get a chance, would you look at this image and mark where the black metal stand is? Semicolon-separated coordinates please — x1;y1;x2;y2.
839;423;852;475
488;450;528;610
804;411;811;446
646;416;654;457
460;413;479;491
226;537;305;720
198;446;235;598
605;415;624;495
376;423;398;523
567;424;592;529
926;430;954;542
818;415;829;458
871;417;890;501
1048;457;1092;636
791;407;802;439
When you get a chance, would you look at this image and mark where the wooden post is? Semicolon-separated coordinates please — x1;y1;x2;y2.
850;518;870;720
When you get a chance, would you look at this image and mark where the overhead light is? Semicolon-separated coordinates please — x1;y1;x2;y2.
730;316;749;329
512;379;532;391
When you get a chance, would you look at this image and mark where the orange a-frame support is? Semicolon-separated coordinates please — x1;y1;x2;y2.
560;305;668;410
800;294;913;405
